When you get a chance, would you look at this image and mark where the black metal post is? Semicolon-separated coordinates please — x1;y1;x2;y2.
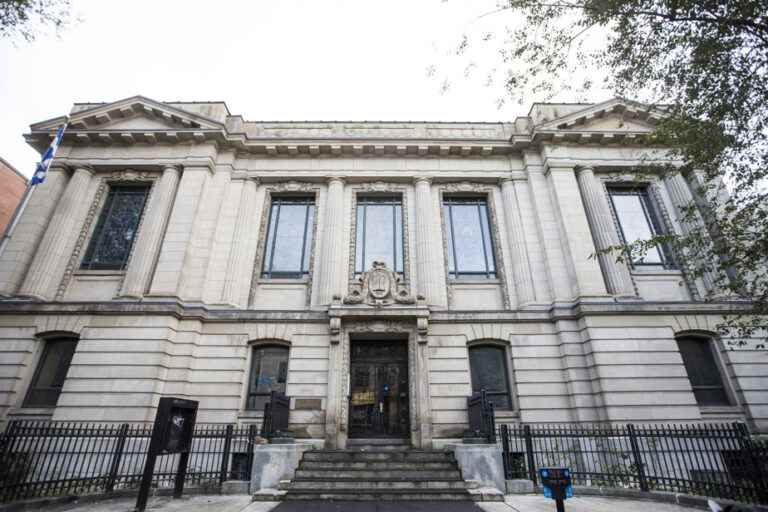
524;424;537;485
105;423;129;493
500;424;511;479
135;436;159;512
626;424;649;492
173;451;190;499
219;425;233;487
245;424;257;481
556;498;565;512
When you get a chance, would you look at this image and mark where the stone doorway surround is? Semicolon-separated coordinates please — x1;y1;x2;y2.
325;272;431;449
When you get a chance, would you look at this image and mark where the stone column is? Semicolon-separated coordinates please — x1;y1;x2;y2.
499;178;536;305
148;165;210;298
575;166;635;297
314;177;346;306
19;166;96;300
664;172;717;292
119;165;181;299
223;177;260;307
0;165;70;297
546;165;608;298
414;178;447;307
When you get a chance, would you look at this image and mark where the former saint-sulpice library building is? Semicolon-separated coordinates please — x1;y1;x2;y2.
1;96;766;449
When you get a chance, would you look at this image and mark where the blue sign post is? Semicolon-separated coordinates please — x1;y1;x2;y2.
539;467;573;512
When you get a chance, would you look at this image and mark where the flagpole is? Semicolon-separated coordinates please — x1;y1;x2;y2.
0;120;68;260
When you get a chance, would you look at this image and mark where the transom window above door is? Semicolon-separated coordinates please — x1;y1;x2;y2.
443;196;497;279
262;196;315;279
355;195;404;274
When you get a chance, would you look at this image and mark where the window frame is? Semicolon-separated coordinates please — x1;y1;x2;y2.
443;195;498;279
676;333;733;408
354;194;405;275
23;337;78;409
607;185;676;269
245;343;290;412
80;184;151;271
261;195;316;279
467;342;514;411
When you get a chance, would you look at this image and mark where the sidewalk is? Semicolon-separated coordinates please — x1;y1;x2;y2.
38;494;710;512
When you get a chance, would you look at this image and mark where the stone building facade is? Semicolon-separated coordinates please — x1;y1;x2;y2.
0;96;765;448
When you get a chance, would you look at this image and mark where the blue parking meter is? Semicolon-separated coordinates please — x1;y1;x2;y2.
539;468;573;512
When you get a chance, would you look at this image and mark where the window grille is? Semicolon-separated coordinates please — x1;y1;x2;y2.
469;345;512;410
81;185;149;270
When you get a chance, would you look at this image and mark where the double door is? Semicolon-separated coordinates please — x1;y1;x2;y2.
348;340;409;438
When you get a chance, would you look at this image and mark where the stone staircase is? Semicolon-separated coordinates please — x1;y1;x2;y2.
265;439;504;502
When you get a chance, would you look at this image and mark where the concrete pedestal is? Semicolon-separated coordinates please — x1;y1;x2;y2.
446;443;505;492
250;443;312;492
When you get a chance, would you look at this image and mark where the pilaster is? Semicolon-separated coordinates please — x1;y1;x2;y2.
546;165;608;298
119;165;181;299
223;177;261;307
575;166;635;297
313;177;347;306
148;165;210;298
19;166;98;300
414;177;447;308
0;165;70;297
499;178;536;305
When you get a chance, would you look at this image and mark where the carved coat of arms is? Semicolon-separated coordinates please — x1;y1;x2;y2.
343;261;415;306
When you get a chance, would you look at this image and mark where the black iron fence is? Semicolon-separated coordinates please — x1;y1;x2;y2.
498;422;768;505
0;421;260;503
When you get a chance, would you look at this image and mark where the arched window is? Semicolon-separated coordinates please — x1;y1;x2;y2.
246;345;289;411
676;334;730;406
468;344;512;409
24;336;78;408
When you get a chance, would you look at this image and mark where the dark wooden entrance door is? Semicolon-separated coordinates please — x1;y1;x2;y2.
348;340;409;438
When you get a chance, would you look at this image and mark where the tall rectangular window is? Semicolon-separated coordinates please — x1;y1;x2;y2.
443;196;497;279
262;196;315;278
81;185;150;270
608;186;673;267
677;336;730;406
247;345;289;411
24;338;77;408
355;195;404;274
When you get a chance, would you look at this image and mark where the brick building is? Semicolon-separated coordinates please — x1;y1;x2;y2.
0;157;27;236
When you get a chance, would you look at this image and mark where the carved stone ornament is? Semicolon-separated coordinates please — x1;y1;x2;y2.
343;261;415;306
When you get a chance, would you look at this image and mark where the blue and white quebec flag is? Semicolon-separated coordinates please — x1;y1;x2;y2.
31;123;67;186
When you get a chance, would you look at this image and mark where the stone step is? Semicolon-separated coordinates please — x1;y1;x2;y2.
301;450;454;463
285;479;471;491
346;438;410;446
299;461;457;471
294;469;462;479
283;490;475;501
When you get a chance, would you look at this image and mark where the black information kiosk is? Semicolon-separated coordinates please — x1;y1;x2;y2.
135;397;199;511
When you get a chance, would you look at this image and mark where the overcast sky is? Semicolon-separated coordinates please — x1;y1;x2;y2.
0;0;607;178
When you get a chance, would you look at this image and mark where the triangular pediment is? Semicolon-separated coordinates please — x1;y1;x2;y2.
535;98;668;133
30;95;225;132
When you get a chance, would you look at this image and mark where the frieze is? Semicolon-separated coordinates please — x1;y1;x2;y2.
105;170;158;182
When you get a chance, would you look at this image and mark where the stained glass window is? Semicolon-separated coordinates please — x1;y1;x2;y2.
469;345;512;409
262;196;315;278
24;338;77;408
81;185;150;270
608;186;673;267
677;336;730;406
247;345;289;411
443;197;497;278
355;195;404;274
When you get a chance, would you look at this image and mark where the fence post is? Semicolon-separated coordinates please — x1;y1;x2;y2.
733;421;768;504
105;423;130;493
245;424;257;482
523;424;537;485
500;424;511;479
219;425;234;487
626;424;649;492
